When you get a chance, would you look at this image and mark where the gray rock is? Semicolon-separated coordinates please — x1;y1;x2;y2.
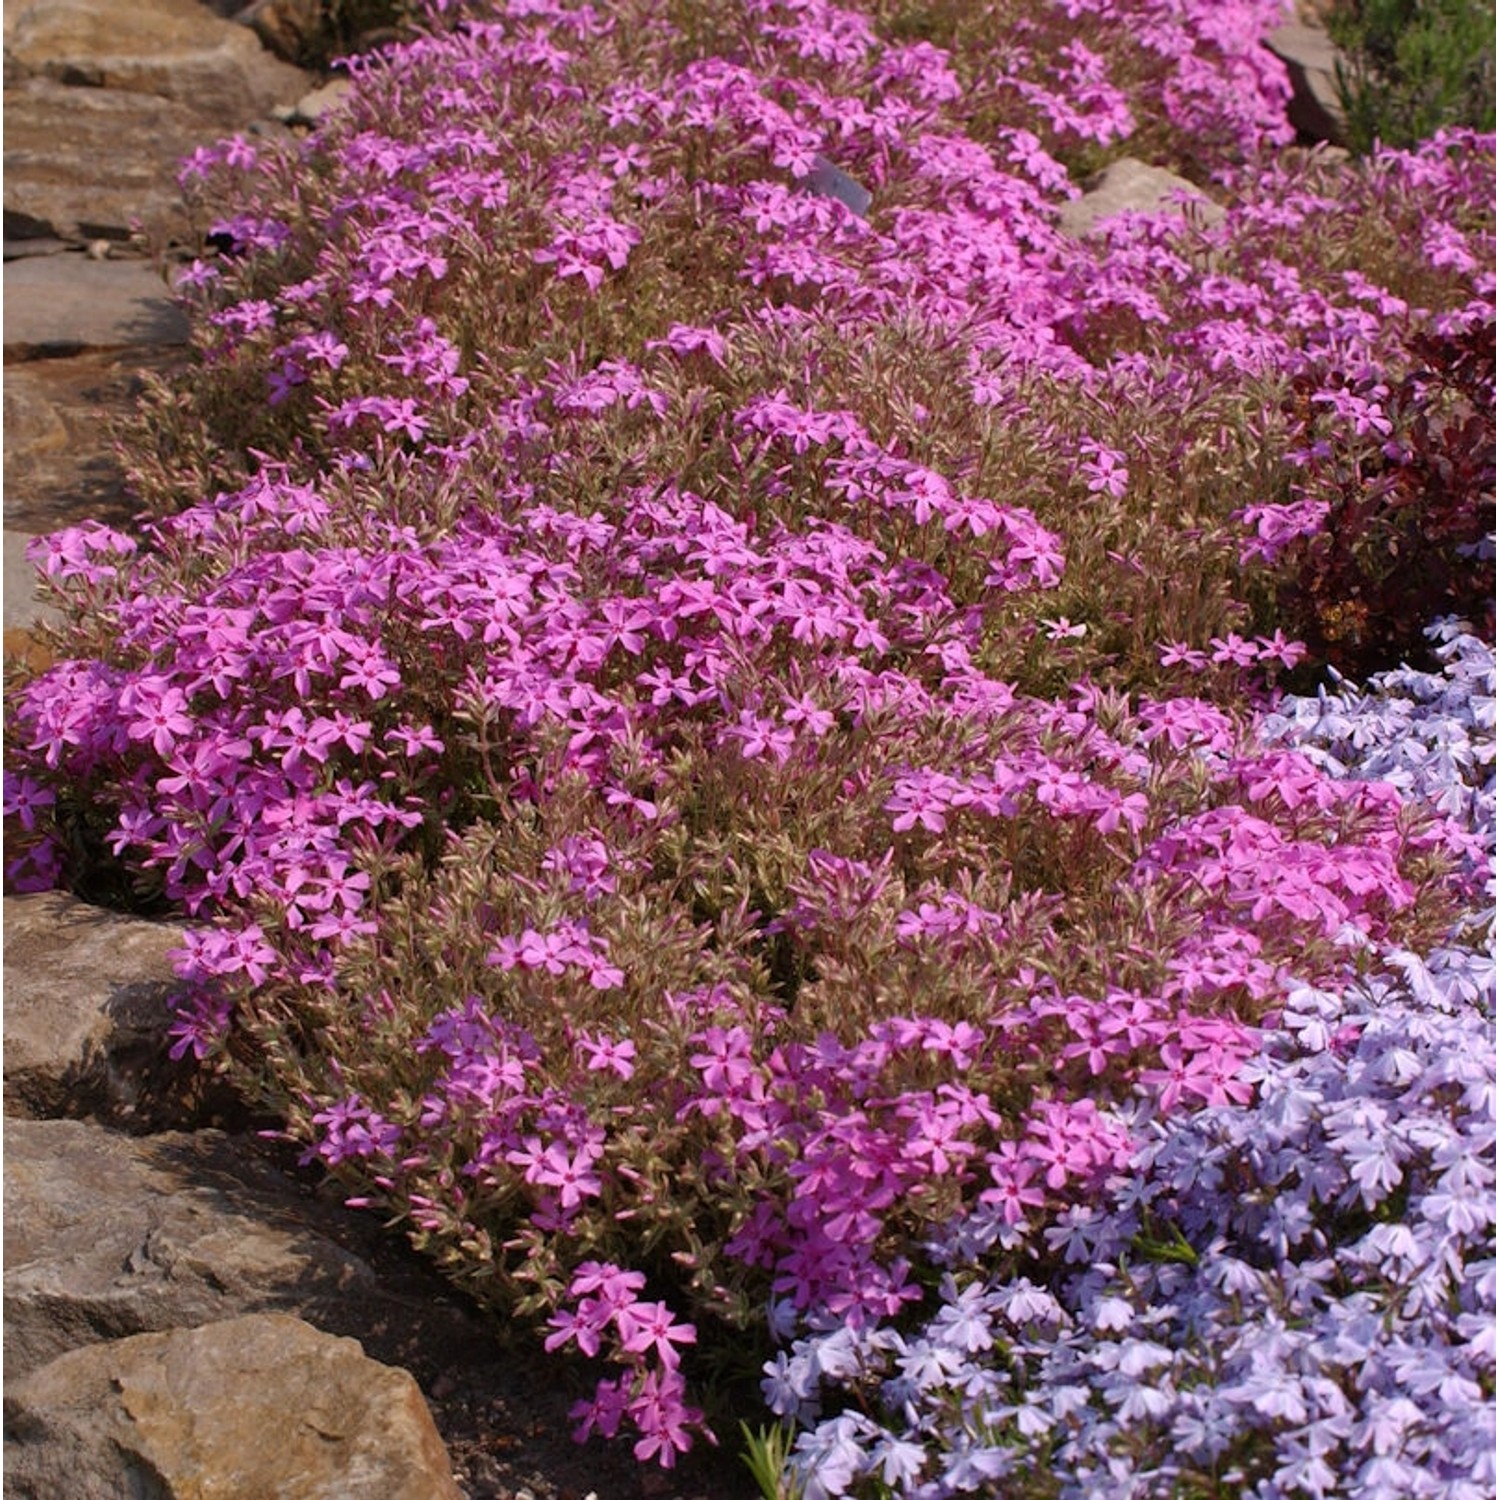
1264;21;1349;145
3;1118;382;1378
2;533;63;639
2;893;187;1121
4;254;189;355
1058;157;1225;238
5;0;310;120
4;79;208;247
3;1313;464;1500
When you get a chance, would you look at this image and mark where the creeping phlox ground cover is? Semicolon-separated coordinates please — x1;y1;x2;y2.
2;0;1493;1492
771;622;1496;1499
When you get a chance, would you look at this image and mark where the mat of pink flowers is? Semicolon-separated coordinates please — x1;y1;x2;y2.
4;0;1493;1495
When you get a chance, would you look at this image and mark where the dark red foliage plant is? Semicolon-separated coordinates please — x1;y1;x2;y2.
1274;312;1496;681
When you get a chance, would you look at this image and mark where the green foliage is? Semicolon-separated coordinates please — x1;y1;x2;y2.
741;1421;806;1500
1327;0;1497;152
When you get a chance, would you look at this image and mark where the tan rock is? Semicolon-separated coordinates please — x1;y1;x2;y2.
235;0;328;68
1058;157;1225;238
4;1119;384;1376
4;78;208;247
288;76;354;125
3;1314;463;1500
4;347;176;532
2;892;184;1119
5;0;310;119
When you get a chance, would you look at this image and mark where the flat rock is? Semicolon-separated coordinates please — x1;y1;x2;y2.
1264;21;1348;145
4;79;207;246
3;1117;385;1378
4;347;176;530
4;0;310;120
234;0;327;67
1058;157;1225;238
2;533;64;638
2;892;189;1121
4;254;188;355
3;1313;463;1500
3;236;71;259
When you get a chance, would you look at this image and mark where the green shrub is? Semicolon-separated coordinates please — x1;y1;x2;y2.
1327;0;1497;152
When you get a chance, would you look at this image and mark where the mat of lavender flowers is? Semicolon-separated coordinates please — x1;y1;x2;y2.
4;0;1494;1496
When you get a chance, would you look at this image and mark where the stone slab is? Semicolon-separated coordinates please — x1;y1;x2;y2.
3;1118;383;1378
4;254;189;355
5;0;311;120
3;1313;464;1500
1265;21;1349;145
3;236;72;260
4;79;208;247
2;892;187;1121
4;346;176;530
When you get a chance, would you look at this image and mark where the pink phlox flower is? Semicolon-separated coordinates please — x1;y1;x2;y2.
336;637;402;700
896;1091;981;1176
1078;440;1129;497
987;509;1065;590
1140;1030;1256;1110
1000;126;1072;192
290;329;349;369
628;1368;703;1468
737;391;860;454
1021;1097;1134;1188
310;1094;401;1165
1210;631;1262;668
781;691;837;737
174;921;278;986
570;1376;629;1443
251;706;345;772
885;769;963;833
545;1300;609;1358
1234;750;1324;810
1422;219;1480;274
1058;1004;1134;1076
210;298;276;336
1311;383;1394;437
979;1141;1047;1225
1157;639;1210;672
569;1258;647;1309
603;783;658;820
690;1025;755;1096
576;1032;637;1080
648;322;728;364
1256;629;1308;669
616;1300;698;1370
120;677;195;758
385;721;445;757
3;772;56;831
769;127;822;179
724;708;797;764
1137;696;1236;752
